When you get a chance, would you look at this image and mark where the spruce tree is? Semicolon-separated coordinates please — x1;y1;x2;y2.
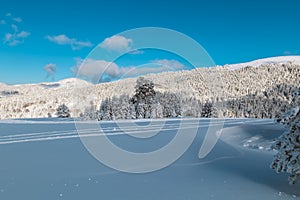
271;88;300;184
56;104;71;118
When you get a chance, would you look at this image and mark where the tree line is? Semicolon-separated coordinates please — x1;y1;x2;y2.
56;78;298;121
79;77;202;120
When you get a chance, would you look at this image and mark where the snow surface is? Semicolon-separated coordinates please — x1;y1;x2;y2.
0;118;299;199
227;56;300;70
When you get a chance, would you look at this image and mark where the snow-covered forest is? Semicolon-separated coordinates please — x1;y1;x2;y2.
0;62;299;119
81;77;201;120
77;76;299;125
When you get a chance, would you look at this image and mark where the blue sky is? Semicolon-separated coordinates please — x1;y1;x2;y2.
0;0;300;84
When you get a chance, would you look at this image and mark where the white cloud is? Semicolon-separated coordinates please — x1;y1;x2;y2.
46;35;73;45
121;60;186;78
129;49;144;55
3;24;30;46
4;33;12;42
13;17;22;23
284;51;298;55
153;59;186;70
71;58;135;82
44;63;56;78
1;14;30;46
71;58;186;83
99;35;132;52
3;31;30;46
46;34;93;50
121;65;168;78
11;24;18;31
17;31;30;38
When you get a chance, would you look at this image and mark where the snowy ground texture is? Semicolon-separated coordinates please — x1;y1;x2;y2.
0;118;299;200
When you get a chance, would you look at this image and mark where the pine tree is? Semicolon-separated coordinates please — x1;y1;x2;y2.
181;96;201;117
271;88;300;184
56;104;71;118
128;103;136;119
119;94;130;119
81;101;97;120
201;101;218;118
131;77;156;119
100;98;112;120
151;102;163;118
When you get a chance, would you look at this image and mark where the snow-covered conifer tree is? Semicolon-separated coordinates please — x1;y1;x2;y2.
56;104;71;118
128;103;136;119
81;106;97;120
181;96;201;117
201;101;218;118
119;94;130;119
100;98;112;120
131;77;156;119
271;88;300;184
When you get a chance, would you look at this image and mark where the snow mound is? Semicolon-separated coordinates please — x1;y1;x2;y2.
220;119;286;151
57;78;91;86
228;56;300;70
38;78;92;89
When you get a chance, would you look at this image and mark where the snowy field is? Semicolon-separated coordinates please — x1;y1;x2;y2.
0;118;299;200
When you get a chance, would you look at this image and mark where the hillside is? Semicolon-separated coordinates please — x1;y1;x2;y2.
228;55;300;70
0;56;299;119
